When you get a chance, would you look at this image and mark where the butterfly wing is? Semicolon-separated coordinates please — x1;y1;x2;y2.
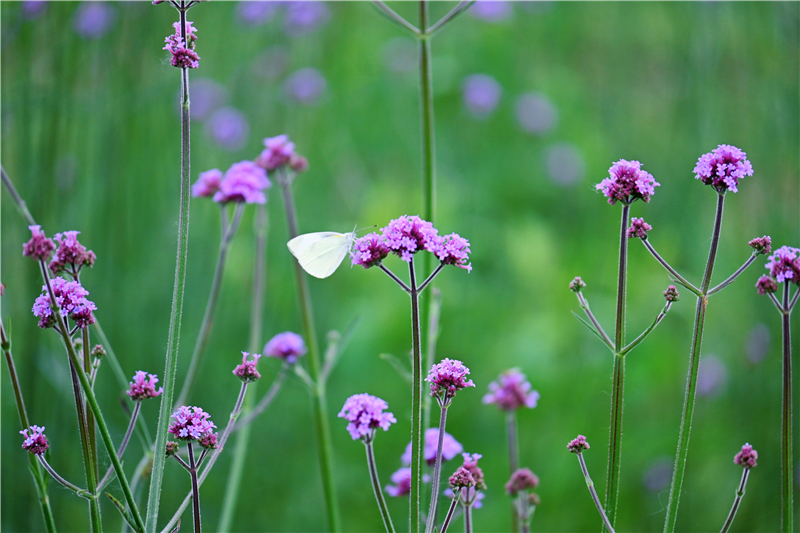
287;231;355;279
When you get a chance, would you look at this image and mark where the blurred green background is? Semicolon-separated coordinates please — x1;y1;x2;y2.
2;1;799;531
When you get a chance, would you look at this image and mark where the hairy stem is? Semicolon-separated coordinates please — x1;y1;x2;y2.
410;259;423;533
82;328;102;533
188;443;202;533
366;440;397;533
38;456;91;498
720;469;751;533
426;406;449;533
439;489;461;533
578;454;616;533
419;0;436;229
781;282;793;533
97;402;141;492
507;411;520;533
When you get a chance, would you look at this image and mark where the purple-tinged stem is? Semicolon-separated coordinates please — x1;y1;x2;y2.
38;455;91;498
187;443;202;533
439;488;461;533
707;253;757;296
418;263;444;294
379;263;412;293
577;453;615;533
410;258;424;533
642;239;702;297
507;411;520;533
781;282;793;533
620;301;673;356
575;291;615;351
425;405;449;533
790;286;799;312
171;453;191;472
97;401;142;492
719;468;751;533
366;440;397;533
464;503;473;533
233;363;288;431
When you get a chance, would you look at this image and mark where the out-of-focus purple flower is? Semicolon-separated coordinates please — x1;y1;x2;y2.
734;443;758;469
255;134;296;171
546;143;585;186
351;232;389;269
506;468;539;495
627;218;652;240
192;169;223;198
23;225;55;262
21;425;48;455
693;145;753;194
199;431;218;449
264;331;307;363
468;1;513;22
32;277;96;329
338;393;396;441
516;92;557;135
206;108;250;151
696;355;728;397
450;466;476;489
427;358;475;403
236;1;280;26
285;68;327;105
434;233;472;273
462;74;502;119
569;277;586;293
22;1;48;19
567;435;589;454
213;161;271;204
255;46;290;80
284;1;331;36
664;285;680;302
642;457;673;492
384;38;417;73
49;231;96;275
381;215;440;263
747;323;771;364
596;159;660;205
402;428;463;466
748;236;772;255
73;2;114;39
385;467;412;497
289;154;309;172
765;246;800;284
188;79;226;121
483;369;539;411
233;352;262;382
756;275;778;295
460;453;486;490
169;406;217;442
127;371;163;401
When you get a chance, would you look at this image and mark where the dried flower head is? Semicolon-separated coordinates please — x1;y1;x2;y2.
213;161;271;204
461;453;486;490
664;285;680;302
32;277;97;329
505;468;539;495
255;134;296;171
569;277;586;293
435;233;472;272
749;236;772;255
402;428;463;466
765;246;800;284
233;351;262;382
264;331;307;363
49;231;96;275
127;371;164;401
385;467;412;497
426;358;475;403
350;232;389;269
483;369;539;411
756;275;778;295
627;217;652;240
169;406;217;442
338;393;397;441
733;443;758;469
381;215;440;263
23;225;56;262
192;169;222;198
567;435;590;454
693;145;753;194
596;160;660;205
20;425;48;455
449;466;477;489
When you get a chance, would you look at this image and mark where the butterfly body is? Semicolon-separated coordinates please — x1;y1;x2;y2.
287;229;357;279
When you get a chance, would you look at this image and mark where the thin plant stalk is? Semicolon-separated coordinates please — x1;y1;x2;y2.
419;0;435;228
781;282;793;533
187;443;202;533
440;489;461;533
97;402;142;492
145;7;193;530
507;411;520;533
409;259;424;533
663;193;725;533
577;454;616;533
422;288;442;434
38;456;91;498
233;364;288;431
82;327;102;533
366;440;397;533
425;405;449;533
719;469;751;533
464;504;473;533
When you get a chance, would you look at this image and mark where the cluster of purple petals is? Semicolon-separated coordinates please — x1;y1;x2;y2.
693;145;753;193
749;236;772;255
212;161;271;204
567;435;590;454
264;331;307;363
21;425;48;455
32;277;97;329
505;468;539;495
233;351;262;382
23;225;56;262
461;453;486;490
338;393;397;441
664;285;680;302
164;20;199;69
192;169;222;198
627;218;652;240
596;160;660;205
385;467;412;497
49;231;96;275
734;443;758;469
482;369;539;411
127;371;164;401
169;406;217;442
426;358;475;400
382;215;440;262
449;466;476;488
765;246;800;284
435;233;473;272
199;432;218;449
350;232;389;269
256;135;294;171
756;275;778;295
402;428;463;466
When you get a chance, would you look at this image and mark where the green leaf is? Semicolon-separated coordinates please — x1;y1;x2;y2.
571;311;614;352
379;353;412;384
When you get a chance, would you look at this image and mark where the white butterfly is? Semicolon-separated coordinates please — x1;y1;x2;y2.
287;227;357;279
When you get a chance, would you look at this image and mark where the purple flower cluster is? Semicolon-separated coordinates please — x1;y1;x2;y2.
483;369;539;411
338;393;397;441
264;331;307;364
127;371;164;401
169;406;218;447
255;135;307;172
756;275;778;295
664;285;680;302
192;169;222;198
505;468;539;495
627;217;652;240
567;435;590;454
749;236;772;255
210;161;271;204
596;160;660;205
693;145;753;194
350;232;389;269
233;351;262;382
32;277;97;329
385;467;412;497
436;234;472;272
164;20;200;69
765;246;800;284
733;443;758;469
23;225;56;262
426;358;475;402
49;231;96;275
449;466;476;489
21;425;48;456
460;453;486;490
402;428;463;466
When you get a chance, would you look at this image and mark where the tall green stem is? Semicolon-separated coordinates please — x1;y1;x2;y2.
366;440;397;533
663;193;725;533
426;405;448;533
145;18;192;531
419;0;435;228
578;454;616;533
507;411;520;533
82;328;102;533
409;260;423;533
720;468;750;533
781;283;793;533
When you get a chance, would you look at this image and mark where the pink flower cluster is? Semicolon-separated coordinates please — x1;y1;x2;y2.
22;225;56;262
49;231;96;275
693;144;753;193
402;428;463;467
233;351;262;382
596;160;660;205
426;358;475;402
169;406;218;447
163;20;200;69
264;331;307;364
385;467;412;497
748;236;772;255
193;161;271;204
255;135;308;173
127;371;164;401
483;369;539;411
567;435;590;454
32;277;96;329
338;393;397;441
449;466;476;489
460;453;486;490
21;425;49;456
627;217;652;240
756;275;778;295
733;443;758;469
505;468;539;495
765;245;800;284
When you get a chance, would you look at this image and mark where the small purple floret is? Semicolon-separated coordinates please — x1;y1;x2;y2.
567;435;590;454
385;467;412;497
350;232;389;269
765;245;800;284
596;160;660;205
32;277;97;329
756;275;778;295
338;393;396;441
381;215;440;263
21;425;48;455
403;428;463;466
627;217;652;240
255;134;296;171
435;233;472;272
213;161;271;204
426;358;475;401
733;443;758;469
192;169;222;198
169;406;217;442
505;468;539;495
264;331;307;363
127;371;164;401
233;351;262;382
23;225;56;262
165;441;180;456
693;144;753;193
49;231;96;275
749;236;772;255
483;368;539;411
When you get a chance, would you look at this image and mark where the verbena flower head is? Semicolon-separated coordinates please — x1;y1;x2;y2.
449;466;476;489
483;369;539;411
434;233;472;272
627;218;652;240
23;225;55;262
381;215;440;262
127;371;164;401
255;134;296;171
734;443;758;469
164;20;200;69
233;351;262;382
165;441;180;456
20;425;48;455
289;154;309;173
756;275;778;295
693;144;753;194
169;406;217;442
569;277;586;293
264;331;307;363
350;232;389;269
338;393;396;442
192;169;222;198
402;428;463;466
567;435;590;454
505;468;539;495
213;161;271;204
596;160;659;205
749;236;772;255
461;453;486;490
385;467;412;497
32;277;97;329
664;285;680;302
199;431;218;449
426;358;475;404
765;245;800;284
49;231;96;275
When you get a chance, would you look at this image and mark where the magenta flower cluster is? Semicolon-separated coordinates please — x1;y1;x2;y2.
193;161;271;204
21;425;49;456
164;20;200;69
748;236;772;255
765;245;800;284
627;217;652;240
596;160;660;205
426;358;475;402
169;406;218;447
233;351;262;382
460;453;486;490
449;466;476;489
32;277;96;329
127;371;164;401
483;369;539;411
385;467;412;497
350;232;389;269
255;135;308;173
22;225;56;262
402;428;463;467
693;144;753;194
567;435;590;454
338;393;397;441
756;275;778;295
505;468;539;495
733;443;758;469
264;331;307;364
49;231;96;275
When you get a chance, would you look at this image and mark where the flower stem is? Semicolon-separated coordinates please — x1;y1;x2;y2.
187;443;202;533
366;441;397;533
439;489;461;533
419;0;436;229
38;455;91;498
707;253;757;296
426;1;475;36
663;192;725;533
781;282;793;533
577;454;616;533
410;259;424;533
507;411;520;533
426;405;449;533
82;328;103;533
719;468;751;533
233;364;288;431
97;401;141;492
641;239;702;297
464;503;473;533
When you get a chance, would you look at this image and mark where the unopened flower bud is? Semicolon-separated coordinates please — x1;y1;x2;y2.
289;154;309;173
528;492;541;506
449;466;476;489
734;443;758;469
756;275;778;295
748;236;772;255
569;277;586;293
627;217;652;240
664;285;680;302
165;441;180;456
505;468;539;495
91;344;106;359
23;226;55;262
567;435;590;454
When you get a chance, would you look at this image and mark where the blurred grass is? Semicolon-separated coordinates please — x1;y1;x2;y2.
1;1;798;532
